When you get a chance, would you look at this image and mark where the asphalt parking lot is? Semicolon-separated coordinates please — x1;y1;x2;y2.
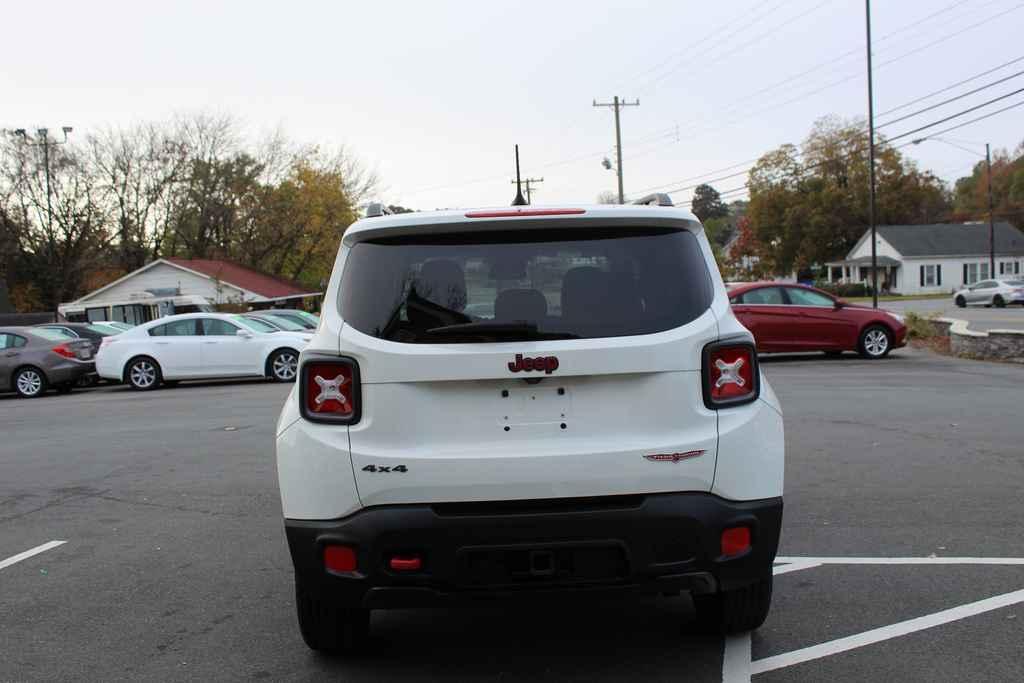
884;297;1024;332
2;347;1023;682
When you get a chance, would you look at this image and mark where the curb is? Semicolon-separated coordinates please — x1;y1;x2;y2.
932;317;1024;363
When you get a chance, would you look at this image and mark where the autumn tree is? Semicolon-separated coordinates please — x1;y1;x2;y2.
691;184;728;222
746;116;949;275
952;140;1024;229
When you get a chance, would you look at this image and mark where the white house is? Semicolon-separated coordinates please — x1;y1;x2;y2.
825;222;1024;295
60;258;321;323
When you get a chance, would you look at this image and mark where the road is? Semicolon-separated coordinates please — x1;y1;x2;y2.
882;297;1024;332
1;349;1023;681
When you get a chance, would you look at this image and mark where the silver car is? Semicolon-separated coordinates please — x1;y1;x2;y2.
953;279;1024;308
0;327;96;398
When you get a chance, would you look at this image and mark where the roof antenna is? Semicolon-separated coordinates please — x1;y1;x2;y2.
511;144;528;206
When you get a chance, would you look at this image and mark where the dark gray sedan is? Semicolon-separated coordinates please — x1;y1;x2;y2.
0;327;96;398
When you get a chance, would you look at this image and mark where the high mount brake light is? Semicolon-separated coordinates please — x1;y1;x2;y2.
300;358;361;424
702;341;759;409
464;208;586;218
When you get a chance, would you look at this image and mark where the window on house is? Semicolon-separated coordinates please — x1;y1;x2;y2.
920;264;941;287
980;262;990;280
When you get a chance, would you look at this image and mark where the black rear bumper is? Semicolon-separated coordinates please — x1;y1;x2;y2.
285;492;782;609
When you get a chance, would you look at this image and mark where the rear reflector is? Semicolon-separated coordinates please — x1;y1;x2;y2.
300;358;361;424
389;555;422;572
51;343;76;359
721;527;751;557
324;545;357;573
465;208;586;218
702;341;759;409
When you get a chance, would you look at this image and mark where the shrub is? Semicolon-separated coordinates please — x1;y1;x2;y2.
904;312;937;339
815;281;875;298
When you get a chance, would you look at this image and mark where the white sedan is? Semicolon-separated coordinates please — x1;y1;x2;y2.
96;313;312;390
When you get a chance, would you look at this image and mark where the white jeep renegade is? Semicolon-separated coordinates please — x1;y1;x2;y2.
275;196;784;653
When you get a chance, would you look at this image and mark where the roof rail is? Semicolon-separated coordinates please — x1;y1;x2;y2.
632;193;673;207
365;202;393;218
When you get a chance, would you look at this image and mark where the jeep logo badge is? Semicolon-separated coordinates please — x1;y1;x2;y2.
508;353;559;374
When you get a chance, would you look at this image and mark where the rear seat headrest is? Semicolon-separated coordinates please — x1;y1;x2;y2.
415;259;467;311
494;289;548;321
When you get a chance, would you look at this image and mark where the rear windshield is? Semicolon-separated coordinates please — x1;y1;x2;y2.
339;227;711;343
32;328;73;341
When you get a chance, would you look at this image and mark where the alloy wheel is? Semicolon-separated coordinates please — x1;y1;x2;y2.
16;369;43;397
864;329;889;357
130;361;157;389
273;352;298;381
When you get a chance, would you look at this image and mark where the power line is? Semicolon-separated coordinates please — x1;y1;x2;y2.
877;70;1024;129
886;87;1024;143
876;54;1024;117
894;99;1024;146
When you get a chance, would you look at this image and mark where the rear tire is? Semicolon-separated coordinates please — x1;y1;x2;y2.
955;295;966;308
295;584;369;654
694;574;773;634
858;325;892;359
994;295;1006;308
125;357;162;391
13;367;48;398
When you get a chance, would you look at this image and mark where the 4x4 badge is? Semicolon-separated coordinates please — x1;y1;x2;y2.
507;354;559;374
644;450;705;463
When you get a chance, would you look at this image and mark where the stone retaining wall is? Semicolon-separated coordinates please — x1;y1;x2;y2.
934;318;1024;363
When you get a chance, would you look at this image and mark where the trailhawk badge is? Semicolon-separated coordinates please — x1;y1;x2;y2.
507;353;559;374
644;450;705;463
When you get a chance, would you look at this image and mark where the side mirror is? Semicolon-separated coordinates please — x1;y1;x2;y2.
236;329;253;338
833;299;845;310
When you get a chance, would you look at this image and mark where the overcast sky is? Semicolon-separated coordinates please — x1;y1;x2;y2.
4;0;1022;210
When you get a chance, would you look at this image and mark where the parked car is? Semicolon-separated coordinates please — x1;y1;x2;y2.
0;327;96;398
96;313;310;390
36;322;117;355
259;309;319;330
953;279;1024;308
276;200;784;653
729;282;907;359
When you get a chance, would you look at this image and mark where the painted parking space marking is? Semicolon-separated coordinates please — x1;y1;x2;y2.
721;633;751;683
751;587;1024;675
722;556;1024;681
0;540;67;572
776;555;1024;566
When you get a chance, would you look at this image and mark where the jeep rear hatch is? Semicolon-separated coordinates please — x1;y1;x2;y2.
337;221;722;505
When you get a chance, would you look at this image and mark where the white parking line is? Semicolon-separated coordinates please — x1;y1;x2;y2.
773;561;822;576
722;632;751;683
751;587;1024;675
775;556;1024;565
0;540;67;571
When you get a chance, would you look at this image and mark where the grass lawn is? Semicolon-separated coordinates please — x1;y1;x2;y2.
844;293;950;303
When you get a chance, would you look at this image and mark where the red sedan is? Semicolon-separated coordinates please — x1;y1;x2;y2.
727;282;908;359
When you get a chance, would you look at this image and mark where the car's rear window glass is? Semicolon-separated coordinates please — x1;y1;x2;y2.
33;328;74;341
85;325;115;336
736;287;784;305
339;227;711;343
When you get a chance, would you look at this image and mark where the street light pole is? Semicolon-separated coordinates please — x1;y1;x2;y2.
865;0;879;309
38;129;54;239
986;143;995;276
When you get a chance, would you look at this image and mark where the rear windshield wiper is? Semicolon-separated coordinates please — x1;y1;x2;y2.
424;321;579;340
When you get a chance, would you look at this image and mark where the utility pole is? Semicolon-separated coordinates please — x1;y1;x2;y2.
986;143;995;276
593;96;639;203
510;177;544;204
865;0;879;309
